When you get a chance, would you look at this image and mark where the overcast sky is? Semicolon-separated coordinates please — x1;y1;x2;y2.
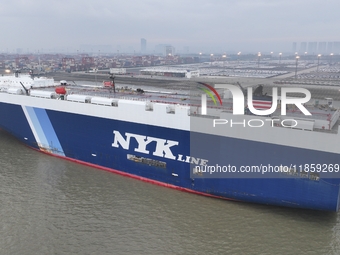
1;0;339;54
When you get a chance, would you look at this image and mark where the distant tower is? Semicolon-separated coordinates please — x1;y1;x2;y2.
292;42;297;53
318;42;327;54
165;45;175;56
308;42;317;55
299;42;307;53
141;38;146;54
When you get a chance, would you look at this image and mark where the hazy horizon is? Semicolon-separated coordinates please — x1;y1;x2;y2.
1;0;339;54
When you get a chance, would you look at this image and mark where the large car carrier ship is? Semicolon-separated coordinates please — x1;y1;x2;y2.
1;71;340;211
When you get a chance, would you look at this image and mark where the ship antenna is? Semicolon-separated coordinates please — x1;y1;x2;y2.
20;82;29;95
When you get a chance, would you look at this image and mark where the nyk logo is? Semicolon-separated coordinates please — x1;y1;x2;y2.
112;131;209;165
200;84;312;116
112;131;178;159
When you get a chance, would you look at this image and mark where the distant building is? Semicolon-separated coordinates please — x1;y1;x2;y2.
165;46;175;56
140;67;199;78
141;38;146;54
308;42;317;55
110;68;126;74
318;42;327;53
299;42;307;53
333;42;340;54
292;42;297;53
155;44;175;56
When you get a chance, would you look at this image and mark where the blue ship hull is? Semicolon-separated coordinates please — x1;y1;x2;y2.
1;102;339;211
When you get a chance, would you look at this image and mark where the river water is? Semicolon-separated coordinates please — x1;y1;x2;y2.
1;129;340;255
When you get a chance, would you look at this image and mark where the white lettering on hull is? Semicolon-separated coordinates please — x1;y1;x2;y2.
112;130;208;165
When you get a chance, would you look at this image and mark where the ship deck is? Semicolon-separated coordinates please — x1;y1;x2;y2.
1;73;339;134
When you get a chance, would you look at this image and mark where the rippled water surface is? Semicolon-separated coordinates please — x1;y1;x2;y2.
1;130;340;255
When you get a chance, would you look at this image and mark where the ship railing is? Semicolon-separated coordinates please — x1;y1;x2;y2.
272;115;340;134
285;108;334;118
